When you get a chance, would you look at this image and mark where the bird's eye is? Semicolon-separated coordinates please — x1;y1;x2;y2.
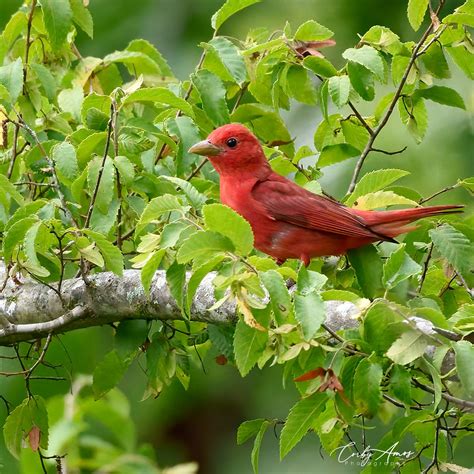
226;137;238;148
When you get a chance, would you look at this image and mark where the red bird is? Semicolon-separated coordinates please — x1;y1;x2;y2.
189;124;462;266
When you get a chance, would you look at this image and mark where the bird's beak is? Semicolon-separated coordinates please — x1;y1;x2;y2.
188;140;222;156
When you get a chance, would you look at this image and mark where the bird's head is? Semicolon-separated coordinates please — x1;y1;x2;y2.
188;123;270;177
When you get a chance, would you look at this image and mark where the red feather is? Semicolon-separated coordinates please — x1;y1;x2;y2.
189;124;463;266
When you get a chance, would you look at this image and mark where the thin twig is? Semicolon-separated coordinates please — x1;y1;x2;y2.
419;183;459;204
371;146;407;156
112;98;123;249
348;101;374;136
413;379;474;410
23;0;37;89
6;123;20;179
84;106;114;228
417;242;433;293
347;0;446;193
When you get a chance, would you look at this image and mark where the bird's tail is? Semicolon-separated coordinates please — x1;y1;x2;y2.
356;204;464;238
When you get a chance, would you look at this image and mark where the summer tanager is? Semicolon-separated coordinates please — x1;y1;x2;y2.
189;123;462;266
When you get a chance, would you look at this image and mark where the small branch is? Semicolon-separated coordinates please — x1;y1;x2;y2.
417;242;433;294
418;183;459;204
371;146;407;156
186;159;207;181
23;0;37;89
347;102;374;136
347;0;446;194
422;418;440;474
6;122;20;179
112;98;123;249
413;379;474;411
84;106;114;228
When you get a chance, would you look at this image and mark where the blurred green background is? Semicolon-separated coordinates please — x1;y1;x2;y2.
0;0;472;473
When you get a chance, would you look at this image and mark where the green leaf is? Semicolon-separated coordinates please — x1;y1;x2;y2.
429;224;473;278
203;203;253;255
421;42;451;79
70;0;93;37
444;12;474;27
127;39;173;77
303;56;337;78
317;143;360;167
347;61;375;101
3;396;49;459
387;329;429;365
211;0;261;31
161;176;206;210
31;63;57;101
407;0;429;31
92;350;130;399
319;80;329;121
260;270;292;325
279;393;327;459
389;365;412;405
137;194;186;234
346;169;410;206
0;57;23;104
103;50;160;76
87;156;115;214
52;141;78;183
353;359;383;417
294;20;334;41
237;419;267;445
115;320;149;359
398;96;428;143
114;155;135;186
328;75;350;108
167;261;186;310
352;190;418;210
297;266;327;295
177;230;234;264
342;45;384;81
0;173;25;205
58;87;84;121
383;244;422;289
252;420;270;474
85;230;124;276
446;45;474;79
124;87;193;117
203;36;248;86
23;221;50;277
192;69;230;126
233;319;268;376
347;245;383;299
415;85;466;109
294;293;325;340
38;0;73;51
139;249;165;295
3;217;37;263
454;340;474;398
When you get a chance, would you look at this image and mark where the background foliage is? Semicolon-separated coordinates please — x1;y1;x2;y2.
0;0;473;472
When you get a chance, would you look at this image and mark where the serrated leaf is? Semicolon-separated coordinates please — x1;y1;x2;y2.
3;396;48;459
31;63;57;101
3;217;37;262
260;270;292;325
137;194;186;233
237;419;266;445
140;249;165;295
211;0;261;31
342;45;384;81
0;173;25;205
398;96;428;143
70;0;93;37
328;75;350;108
454;340;474;398
203;203;253;255
294;293;325;340
162;176;206;210
23;221;50;277
387;329;429;365
407;0;429;31
234;318;268;376
415;85;466;109
52;141;78;183
347;61;375;101
429;224;473;278
252;420;269;474
383;244;422;289
0;57;23;105
303;56;338;78
352;190;418;210
346;169;410;206
389;365;412;405
114;155;135;186
38;0;73;51
92;350;130;399
317;143;360;167
127;39;173;77
192;70;230;126
124;87;194;117
294;20;334;41
353;359;383;416
279;393;327;459
177;230;234;264
85;230;124;275
347;245;383;299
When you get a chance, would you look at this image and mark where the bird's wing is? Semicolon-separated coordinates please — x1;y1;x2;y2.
252;176;388;240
